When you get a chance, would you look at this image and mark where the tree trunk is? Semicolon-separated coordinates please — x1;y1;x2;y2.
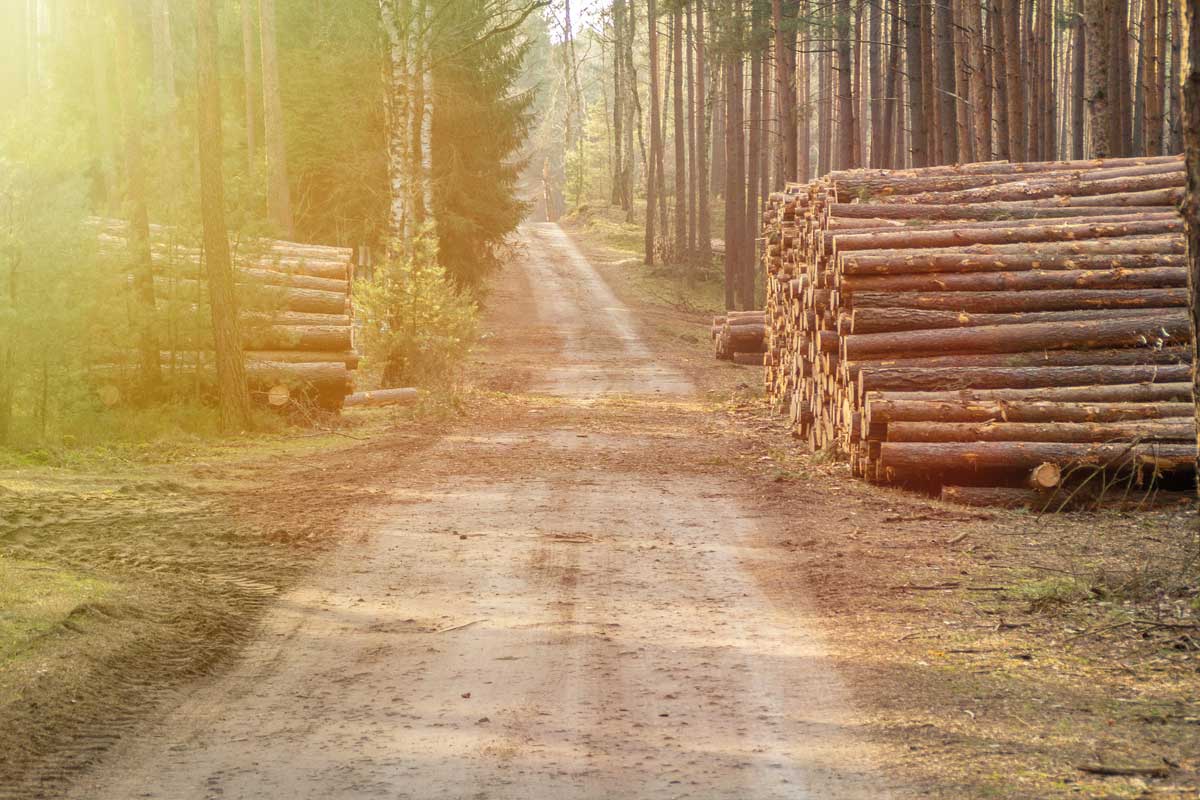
904;0;928;167
966;0;989;161
836;0;856;168
673;6;687;262
686;7;697;258
799;0;812;179
115;0;162;399
724;52;743;308
1004;0;1026;161
696;1;711;266
612;0;626;207
1183;0;1200;494
646;0;661;265
777;0;798;181
1072;0;1087;159
197;0;253;432
991;0;1010;159
241;0;259;170
259;0;292;238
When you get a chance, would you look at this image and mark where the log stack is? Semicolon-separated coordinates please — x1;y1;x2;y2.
713;311;767;364
94;218;358;410
760;154;1198;504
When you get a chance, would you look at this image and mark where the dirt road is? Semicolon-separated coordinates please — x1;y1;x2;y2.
65;224;886;799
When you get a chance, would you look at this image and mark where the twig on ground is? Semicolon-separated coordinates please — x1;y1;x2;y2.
1076;762;1170;778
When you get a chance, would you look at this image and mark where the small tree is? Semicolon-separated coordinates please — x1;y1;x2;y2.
354;228;476;388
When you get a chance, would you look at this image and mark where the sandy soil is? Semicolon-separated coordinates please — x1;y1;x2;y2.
62;224;888;800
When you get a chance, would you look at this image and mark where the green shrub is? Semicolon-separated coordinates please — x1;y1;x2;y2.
353;230;477;388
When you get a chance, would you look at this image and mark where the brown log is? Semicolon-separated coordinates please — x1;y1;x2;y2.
848;288;1187;313
826;202;1174;220
858;363;1191;394
865;398;1193;426
869;382;1192;405
159;350;359;370
839;243;1185;276
832;218;1182;253
842;347;1192;383
894;170;1185;205
842;313;1190;361
885;418;1195;443
879;441;1196;475
840;266;1187;295
241;324;353;352
152;276;349;315
849;306;1168;335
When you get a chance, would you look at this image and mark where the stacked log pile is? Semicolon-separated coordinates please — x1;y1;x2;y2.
713;311;767;364
95;219;358;410
761;154;1198;504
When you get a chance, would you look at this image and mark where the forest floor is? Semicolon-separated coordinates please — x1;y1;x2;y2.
0;220;1195;799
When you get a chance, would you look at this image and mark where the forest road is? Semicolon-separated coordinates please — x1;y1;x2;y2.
65;223;888;800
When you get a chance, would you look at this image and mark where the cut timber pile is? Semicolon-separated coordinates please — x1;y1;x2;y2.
760;154;1197;506
94;218;358;410
713;311;767;365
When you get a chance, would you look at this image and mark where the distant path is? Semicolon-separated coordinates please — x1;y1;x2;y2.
65;223;886;800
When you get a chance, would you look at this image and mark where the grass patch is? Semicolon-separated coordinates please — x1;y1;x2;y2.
0;557;116;662
1013;577;1090;612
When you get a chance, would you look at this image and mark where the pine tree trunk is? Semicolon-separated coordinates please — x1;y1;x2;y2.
799;0;812;179
241;0;258;170
1151;0;1168;153
992;0;1011;158
1004;0;1026;161
612;0;626;207
1073;0;1087;158
921;0;938;162
1086;0;1114;157
115;0;161;399
259;0;292;238
724;50;744;309
881;0;901;168
1138;0;1153;153
869;0;883;167
777;0;798;181
1171;0;1184;152
749;9;763;244
646;0;660;265
686;6;697;257
819;3;832;175
197;0;252;432
904;0;928;167
836;0;856;168
1181;0;1200;492
711;51;726;196
673;6;686;262
967;0;989;161
696;0;711;265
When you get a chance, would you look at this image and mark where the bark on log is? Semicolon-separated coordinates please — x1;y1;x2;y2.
840;266;1187;295
869;382;1192;404
839;244;1185;276
858;364;1192;394
832;218;1182;253
849;306;1168;335
848;288;1187;313
865;398;1193;425
151;278;348;316
842;313;1191;361
842;347;1192;382
885;418;1195;442
879;441;1196;475
941;483;1197;508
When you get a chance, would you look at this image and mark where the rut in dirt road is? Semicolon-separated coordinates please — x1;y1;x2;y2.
64;224;888;800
